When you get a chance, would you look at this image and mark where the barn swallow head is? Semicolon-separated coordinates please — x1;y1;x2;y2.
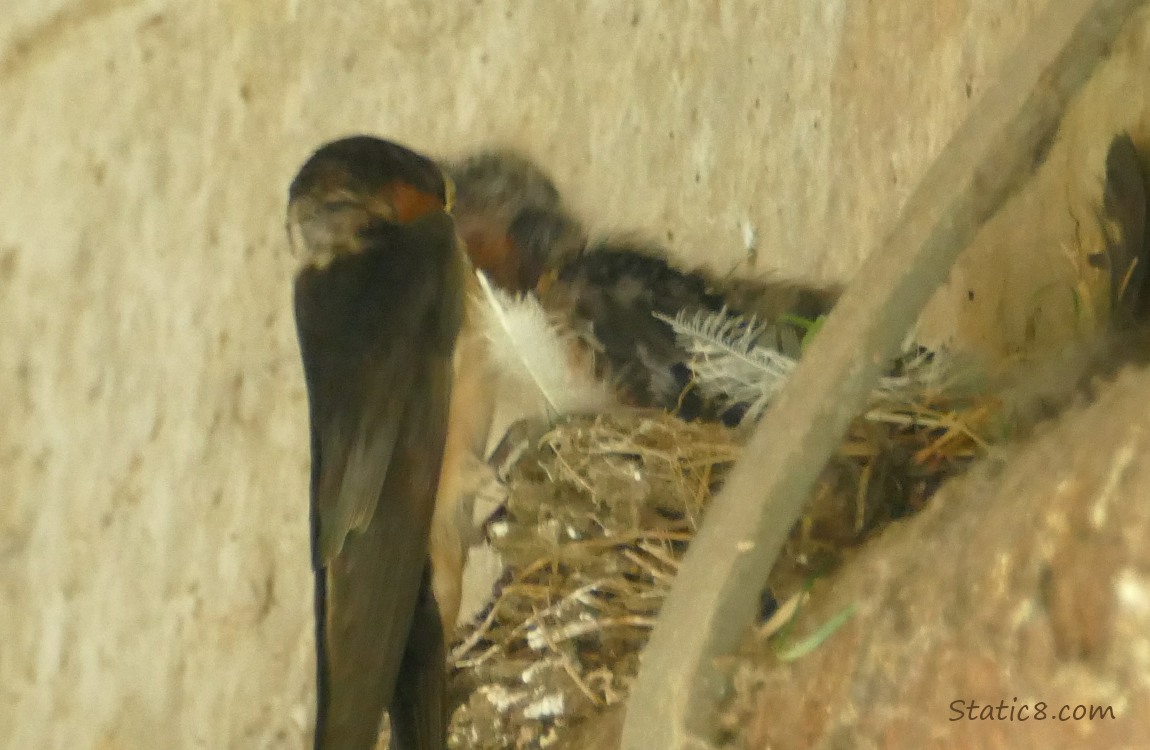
288;135;454;269
446;149;585;291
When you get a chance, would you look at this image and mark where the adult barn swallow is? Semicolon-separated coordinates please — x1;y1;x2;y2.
288;136;464;750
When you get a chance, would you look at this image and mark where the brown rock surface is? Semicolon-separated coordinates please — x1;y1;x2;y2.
727;366;1150;750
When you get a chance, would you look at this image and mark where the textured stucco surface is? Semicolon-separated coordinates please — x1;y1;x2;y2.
4;2;1150;748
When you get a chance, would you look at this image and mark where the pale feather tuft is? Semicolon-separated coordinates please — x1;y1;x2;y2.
658;308;955;423
474;271;614;418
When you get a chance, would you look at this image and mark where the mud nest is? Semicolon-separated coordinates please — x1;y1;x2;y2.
446;388;995;748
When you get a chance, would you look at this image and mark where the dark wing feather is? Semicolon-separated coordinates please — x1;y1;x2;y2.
316;357;451;750
307;329;415;565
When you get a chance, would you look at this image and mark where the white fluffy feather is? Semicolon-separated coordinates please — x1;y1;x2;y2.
659;308;954;423
474;271;613;418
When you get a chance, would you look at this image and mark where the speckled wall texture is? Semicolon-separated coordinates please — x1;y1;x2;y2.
6;1;1150;748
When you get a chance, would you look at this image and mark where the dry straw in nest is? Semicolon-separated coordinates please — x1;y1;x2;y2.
447;377;993;747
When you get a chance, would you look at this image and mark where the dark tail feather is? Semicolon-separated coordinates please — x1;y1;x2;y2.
389;566;447;750
313;568;329;750
312;565;388;750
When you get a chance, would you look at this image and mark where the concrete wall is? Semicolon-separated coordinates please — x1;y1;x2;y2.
5;2;1148;748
